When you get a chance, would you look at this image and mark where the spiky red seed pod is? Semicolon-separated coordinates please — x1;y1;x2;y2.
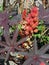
25;30;29;35
33;29;38;33
22;9;27;20
29;27;33;31
35;21;39;26
29;21;34;26
25;26;33;31
31;6;38;11
32;24;37;29
31;12;38;17
31;6;38;14
33;17;38;22
30;18;33;22
26;18;31;24
28;13;31;17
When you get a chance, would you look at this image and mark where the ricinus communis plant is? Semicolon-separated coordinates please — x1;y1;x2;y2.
21;4;49;65
0;4;49;65
0;8;34;65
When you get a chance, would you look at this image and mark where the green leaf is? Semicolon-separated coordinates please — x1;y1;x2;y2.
47;37;49;41
38;26;42;30
0;5;3;12
9;25;16;33
9;16;13;19
39;20;44;24
37;25;45;33
18;24;22;30
36;34;41;38
0;27;3;36
9;27;14;33
42;35;46;39
32;34;41;38
12;26;16;30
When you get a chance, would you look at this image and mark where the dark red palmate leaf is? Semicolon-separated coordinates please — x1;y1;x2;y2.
39;4;49;26
0;11;29;63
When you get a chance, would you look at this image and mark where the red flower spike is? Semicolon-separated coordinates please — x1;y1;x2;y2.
40;62;46;65
22;9;27;20
21;6;39;36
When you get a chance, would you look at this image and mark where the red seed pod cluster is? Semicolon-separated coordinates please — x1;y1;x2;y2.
21;6;39;35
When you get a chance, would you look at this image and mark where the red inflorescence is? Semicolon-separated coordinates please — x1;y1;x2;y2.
22;6;39;35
